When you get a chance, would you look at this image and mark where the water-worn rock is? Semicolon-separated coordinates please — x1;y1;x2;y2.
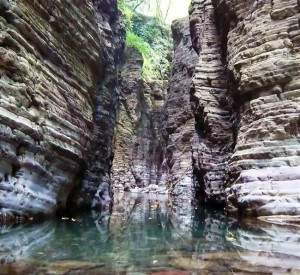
190;0;300;216
0;0;124;219
258;215;300;227
215;0;300;216
230;219;300;258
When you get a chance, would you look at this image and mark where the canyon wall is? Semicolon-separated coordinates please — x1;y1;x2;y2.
113;0;300;217
0;0;124;220
67;0;124;211
189;0;234;207
162;18;199;210
110;17;200;217
111;47;167;192
190;0;300;216
0;0;299;220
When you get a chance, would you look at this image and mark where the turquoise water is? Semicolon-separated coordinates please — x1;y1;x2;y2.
1;193;300;274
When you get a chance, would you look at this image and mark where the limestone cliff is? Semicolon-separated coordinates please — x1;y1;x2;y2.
0;0;124;220
190;0;300;216
67;0;125;211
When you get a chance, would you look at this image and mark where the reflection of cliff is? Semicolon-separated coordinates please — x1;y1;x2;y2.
1;203;300;273
191;208;235;254
109;193;234;257
0;221;54;263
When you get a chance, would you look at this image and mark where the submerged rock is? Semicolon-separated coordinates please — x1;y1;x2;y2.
170;257;215;271
39;260;104;275
258;215;300;228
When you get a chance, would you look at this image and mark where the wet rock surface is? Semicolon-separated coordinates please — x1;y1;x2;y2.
0;0;124;218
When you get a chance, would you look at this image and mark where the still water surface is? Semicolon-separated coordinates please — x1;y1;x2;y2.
1;193;300;274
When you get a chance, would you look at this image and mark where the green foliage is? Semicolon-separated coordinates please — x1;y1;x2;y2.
118;0;173;80
126;31;150;56
118;0;134;30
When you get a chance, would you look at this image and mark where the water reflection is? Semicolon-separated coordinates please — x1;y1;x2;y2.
0;221;54;263
0;193;299;274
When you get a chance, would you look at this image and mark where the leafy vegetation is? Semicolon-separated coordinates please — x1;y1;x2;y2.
118;0;173;80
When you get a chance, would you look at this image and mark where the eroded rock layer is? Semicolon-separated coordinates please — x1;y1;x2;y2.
0;0;123;219
189;0;234;206
111;47;167;192
190;0;300;215
215;0;300;216
67;0;124;211
162;18;198;208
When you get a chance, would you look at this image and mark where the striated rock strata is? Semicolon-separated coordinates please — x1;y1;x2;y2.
0;0;124;219
162;18;199;209
190;0;300;215
111;47;167;191
1;0;299;219
189;0;234;207
67;0;124;211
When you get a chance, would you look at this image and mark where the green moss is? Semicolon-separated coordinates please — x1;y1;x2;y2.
118;0;172;80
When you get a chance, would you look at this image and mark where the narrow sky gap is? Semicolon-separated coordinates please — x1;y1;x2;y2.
136;0;191;24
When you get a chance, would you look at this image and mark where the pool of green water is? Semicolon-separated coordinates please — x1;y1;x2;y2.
1;193;300;274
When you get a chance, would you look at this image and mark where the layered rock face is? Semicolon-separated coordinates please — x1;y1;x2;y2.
67;0;124;211
0;0;123;219
190;0;300;215
162;18;198;207
1;0;299;220
189;0;234;206
111;48;167;191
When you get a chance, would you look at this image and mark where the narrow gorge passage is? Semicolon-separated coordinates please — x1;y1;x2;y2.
0;0;300;273
1;0;299;222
